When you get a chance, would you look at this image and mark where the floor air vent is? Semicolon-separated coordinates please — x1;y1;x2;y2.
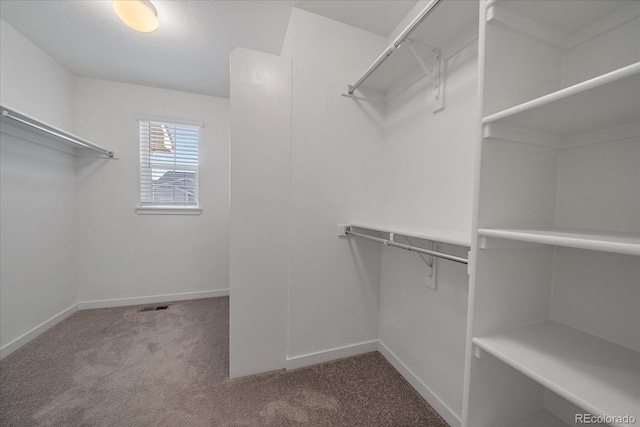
138;305;170;312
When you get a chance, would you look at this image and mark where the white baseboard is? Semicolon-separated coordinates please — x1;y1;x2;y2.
286;339;459;426
0;303;79;360
286;339;378;370
378;340;462;427
78;289;229;310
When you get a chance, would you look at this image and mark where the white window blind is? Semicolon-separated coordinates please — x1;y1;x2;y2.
139;120;199;206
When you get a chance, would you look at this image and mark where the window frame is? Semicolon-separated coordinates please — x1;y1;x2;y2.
136;116;204;215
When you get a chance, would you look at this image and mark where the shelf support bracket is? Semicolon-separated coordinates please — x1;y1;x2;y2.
406;40;442;111
473;345;485;359
401;235;437;289
338;224;350;237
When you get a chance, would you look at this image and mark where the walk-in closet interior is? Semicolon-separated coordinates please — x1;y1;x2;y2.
1;1;638;426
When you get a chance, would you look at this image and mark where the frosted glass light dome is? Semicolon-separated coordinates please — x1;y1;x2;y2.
112;0;158;33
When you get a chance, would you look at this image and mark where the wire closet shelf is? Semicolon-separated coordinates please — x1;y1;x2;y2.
1;105;115;158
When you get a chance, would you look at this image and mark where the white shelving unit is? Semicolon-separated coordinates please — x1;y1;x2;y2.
346;0;477;103
483;63;640;137
464;1;640;426
354;40;440;94
477;228;640;256
0;105;115;158
473;321;640;426
350;223;471;248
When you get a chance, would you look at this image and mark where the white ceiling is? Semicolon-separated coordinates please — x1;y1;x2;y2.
0;0;417;98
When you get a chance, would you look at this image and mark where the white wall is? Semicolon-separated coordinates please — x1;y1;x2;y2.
0;19;77;354
281;16;477;424
0;132;77;355
380;38;477;239
229;48;291;378
377;18;479;427
280;11;294;59
286;9;386;361
73;77;230;304
0;19;73;129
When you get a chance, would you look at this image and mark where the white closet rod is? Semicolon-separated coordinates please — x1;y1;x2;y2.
347;0;444;95
346;227;468;264
1;106;114;158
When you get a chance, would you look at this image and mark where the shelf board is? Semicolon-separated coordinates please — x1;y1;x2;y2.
482;63;640;136
357;40;438;93
504;409;569;427
490;1;640;50
478;227;640;256
350;223;471;247
406;0;478;50
495;0;637;38
352;0;477;95
0;104;114;158
473;321;640;427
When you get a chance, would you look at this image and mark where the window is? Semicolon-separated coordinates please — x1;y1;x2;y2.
139;120;199;207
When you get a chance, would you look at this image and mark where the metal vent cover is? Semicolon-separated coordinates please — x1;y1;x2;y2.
138;304;170;312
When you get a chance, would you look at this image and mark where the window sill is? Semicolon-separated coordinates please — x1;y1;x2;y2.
135;206;202;215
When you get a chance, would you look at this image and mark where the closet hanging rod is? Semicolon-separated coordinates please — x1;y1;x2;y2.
1;106;114;158
347;0;444;95
346;228;468;265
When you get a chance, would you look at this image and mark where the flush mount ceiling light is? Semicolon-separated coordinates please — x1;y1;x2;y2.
112;0;159;33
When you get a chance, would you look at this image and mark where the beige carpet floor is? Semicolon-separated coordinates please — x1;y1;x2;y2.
0;297;448;426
